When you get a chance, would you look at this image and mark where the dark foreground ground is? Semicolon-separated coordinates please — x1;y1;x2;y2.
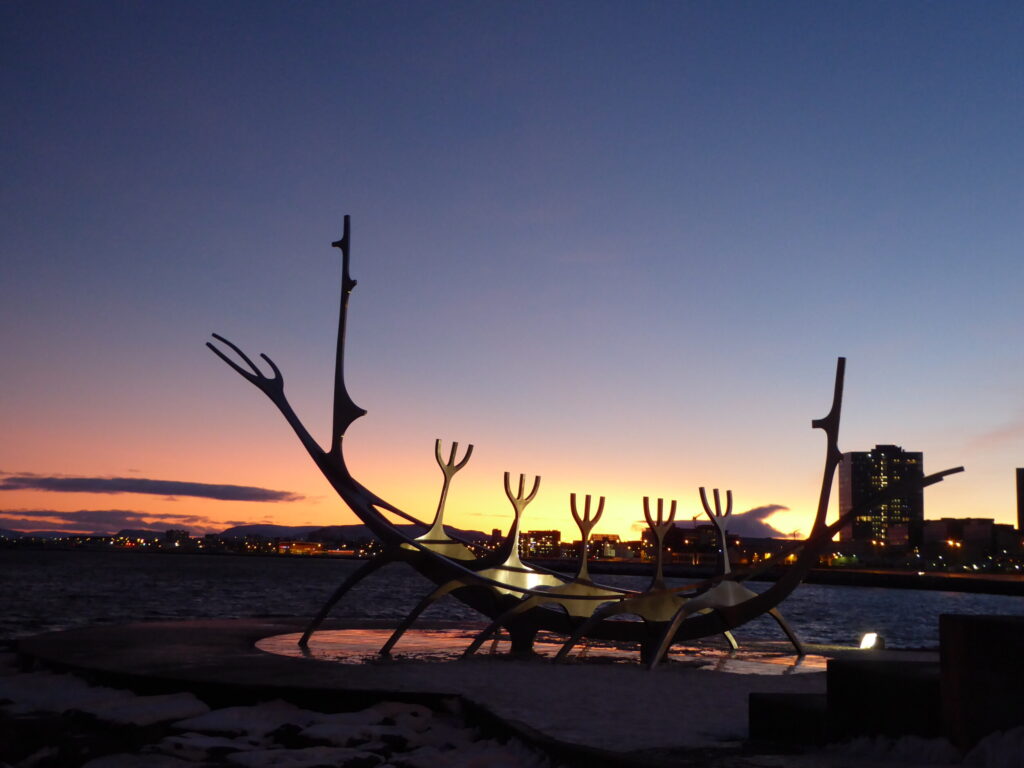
7;618;1020;767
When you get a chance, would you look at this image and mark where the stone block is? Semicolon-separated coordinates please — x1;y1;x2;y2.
940;614;1024;750
748;693;828;747
826;658;942;740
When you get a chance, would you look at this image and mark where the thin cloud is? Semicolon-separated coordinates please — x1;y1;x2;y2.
0;508;248;535
631;504;790;538
0;474;303;502
969;416;1024;450
721;505;790;538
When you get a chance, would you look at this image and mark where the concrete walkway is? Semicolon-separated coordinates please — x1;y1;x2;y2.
15;618;903;765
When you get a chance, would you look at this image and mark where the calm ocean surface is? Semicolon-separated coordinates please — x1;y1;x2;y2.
3;550;1023;649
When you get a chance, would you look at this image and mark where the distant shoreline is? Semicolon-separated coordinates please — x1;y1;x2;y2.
7;543;1023;596
525;558;1024;596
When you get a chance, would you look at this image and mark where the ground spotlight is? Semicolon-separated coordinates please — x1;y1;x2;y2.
859;632;885;650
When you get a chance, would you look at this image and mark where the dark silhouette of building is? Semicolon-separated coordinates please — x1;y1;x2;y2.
1017;468;1024;532
520;529;561;558
839;444;924;547
921;517;1018;563
588;533;622;558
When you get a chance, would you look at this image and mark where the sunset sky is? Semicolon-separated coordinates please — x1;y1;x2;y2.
2;2;1023;542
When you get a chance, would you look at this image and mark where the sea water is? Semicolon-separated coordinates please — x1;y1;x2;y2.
3;549;1022;648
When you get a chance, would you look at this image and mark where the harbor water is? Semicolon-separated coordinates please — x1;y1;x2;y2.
3;549;1023;649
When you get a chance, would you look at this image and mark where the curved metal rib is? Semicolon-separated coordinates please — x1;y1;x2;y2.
380;581;462;657
299;554;391;646
209;222;965;662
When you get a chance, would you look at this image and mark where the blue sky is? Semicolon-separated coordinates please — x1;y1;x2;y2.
2;1;1022;539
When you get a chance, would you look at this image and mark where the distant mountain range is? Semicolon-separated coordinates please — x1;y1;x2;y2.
219;523;490;542
1;528;157;540
218;524;322;539
1;528;92;539
2;523;490;542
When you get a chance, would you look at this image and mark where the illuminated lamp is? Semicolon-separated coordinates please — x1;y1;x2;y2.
859;632;885;650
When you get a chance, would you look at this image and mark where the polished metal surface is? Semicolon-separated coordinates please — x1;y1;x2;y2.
407;440;476;560
209;216;964;664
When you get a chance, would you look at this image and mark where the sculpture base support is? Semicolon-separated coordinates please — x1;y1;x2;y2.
639;635;661;667
506;620;539;656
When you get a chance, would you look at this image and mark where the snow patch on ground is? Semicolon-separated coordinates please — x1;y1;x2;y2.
6;653;1022;767
0;664;553;768
963;727;1024;768
172;699;320;738
0;669;207;726
91;692;210;726
0;671;136;715
224;745;382;767
824;734;962;765
149;730;256;761
80;755;200;768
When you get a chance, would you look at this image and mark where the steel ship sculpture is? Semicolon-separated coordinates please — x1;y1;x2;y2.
208;216;962;667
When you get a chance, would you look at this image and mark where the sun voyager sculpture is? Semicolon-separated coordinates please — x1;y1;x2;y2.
209;216;962;667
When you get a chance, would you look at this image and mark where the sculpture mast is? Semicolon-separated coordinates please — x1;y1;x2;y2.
330;215;367;461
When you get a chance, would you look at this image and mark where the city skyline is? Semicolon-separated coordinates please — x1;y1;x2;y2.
2;3;1023;542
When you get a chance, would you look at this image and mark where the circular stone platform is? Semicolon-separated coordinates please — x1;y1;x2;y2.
259;625;830;673
15;618;874;763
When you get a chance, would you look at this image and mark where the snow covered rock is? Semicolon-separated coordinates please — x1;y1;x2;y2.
0;671;134;715
823;734;961;765
437;740;552;768
150;731;256;761
298;720;379;747
172;700;321;738
391;741;549;768
80;754;201;768
364;701;434;732
88;691;210;726
225;745;383;767
963;726;1024;768
407;720;479;751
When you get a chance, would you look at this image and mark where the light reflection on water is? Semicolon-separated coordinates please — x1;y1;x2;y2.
3;550;1022;648
256;627;828;675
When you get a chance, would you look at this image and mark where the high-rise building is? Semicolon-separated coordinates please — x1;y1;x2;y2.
1017;468;1024;532
838;444;924;546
